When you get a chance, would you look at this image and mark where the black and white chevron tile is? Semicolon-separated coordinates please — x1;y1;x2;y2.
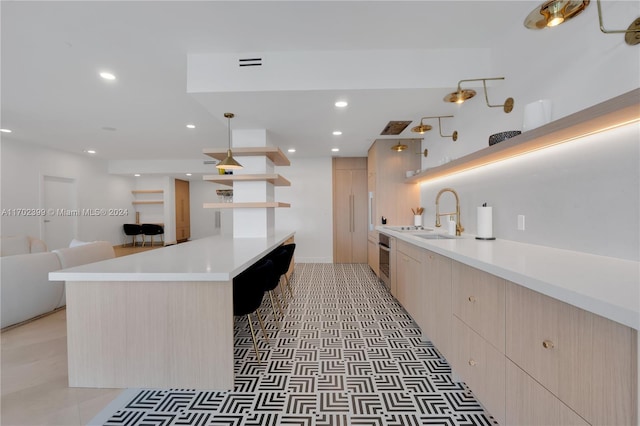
101;263;497;426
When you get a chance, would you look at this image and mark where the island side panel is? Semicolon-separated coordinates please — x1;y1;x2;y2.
66;280;234;390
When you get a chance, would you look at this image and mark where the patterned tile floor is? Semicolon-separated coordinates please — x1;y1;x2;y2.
102;263;497;426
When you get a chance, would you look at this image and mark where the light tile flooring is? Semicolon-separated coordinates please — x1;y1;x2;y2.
1;263;496;426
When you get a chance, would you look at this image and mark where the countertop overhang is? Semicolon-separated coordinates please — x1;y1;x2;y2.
377;226;639;330
49;231;295;282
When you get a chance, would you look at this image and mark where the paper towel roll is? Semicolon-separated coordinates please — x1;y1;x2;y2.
477;206;493;238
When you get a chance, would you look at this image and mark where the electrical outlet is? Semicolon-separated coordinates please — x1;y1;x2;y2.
517;215;525;231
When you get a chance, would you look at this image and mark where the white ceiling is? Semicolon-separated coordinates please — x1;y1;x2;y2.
1;1;538;162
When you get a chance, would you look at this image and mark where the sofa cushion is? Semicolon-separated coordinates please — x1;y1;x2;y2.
1;252;64;328
1;236;31;257
53;241;115;269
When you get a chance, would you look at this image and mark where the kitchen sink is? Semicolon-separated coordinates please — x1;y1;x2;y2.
413;233;456;240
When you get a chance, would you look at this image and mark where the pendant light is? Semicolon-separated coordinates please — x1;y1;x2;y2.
216;113;243;170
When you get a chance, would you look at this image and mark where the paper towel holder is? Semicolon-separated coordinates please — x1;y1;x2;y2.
476;203;496;240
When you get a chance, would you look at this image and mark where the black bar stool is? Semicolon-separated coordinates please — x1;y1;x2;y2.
233;258;274;363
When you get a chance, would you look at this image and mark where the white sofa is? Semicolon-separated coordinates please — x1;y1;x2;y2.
1;240;115;329
1;235;47;257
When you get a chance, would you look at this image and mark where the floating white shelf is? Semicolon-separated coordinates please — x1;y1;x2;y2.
203;147;291;166
406;88;639;184
203;174;291;187
131;189;164;194
132;200;164;205
203;202;291;209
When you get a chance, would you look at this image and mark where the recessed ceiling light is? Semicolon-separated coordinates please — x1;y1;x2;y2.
186;173;192;176
335;101;348;108
186;124;196;129
333;131;342;136
134;174;141;177
85;149;97;154
288;148;296;153
99;72;116;80
332;148;340;152
0;128;12;133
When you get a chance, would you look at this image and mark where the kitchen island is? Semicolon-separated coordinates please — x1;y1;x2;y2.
49;231;294;390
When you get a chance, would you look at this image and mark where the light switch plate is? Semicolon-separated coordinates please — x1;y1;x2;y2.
517;215;525;231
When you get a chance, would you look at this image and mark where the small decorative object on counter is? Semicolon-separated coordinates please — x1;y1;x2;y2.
476;202;496;240
447;215;456;235
488;130;521;146
411;207;424;227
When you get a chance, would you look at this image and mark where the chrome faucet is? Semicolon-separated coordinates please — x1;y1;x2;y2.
435;187;464;236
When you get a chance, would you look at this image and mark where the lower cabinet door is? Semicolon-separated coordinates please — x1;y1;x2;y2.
451;316;505;425
506;360;589;426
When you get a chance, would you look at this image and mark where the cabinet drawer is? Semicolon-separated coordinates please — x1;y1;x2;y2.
452;317;505;425
396;240;423;261
452;262;505;352
506;282;592;420
506;360;589;426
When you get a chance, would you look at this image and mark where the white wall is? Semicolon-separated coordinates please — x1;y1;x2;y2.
419;1;640;261
1;140;135;247
275;156;333;263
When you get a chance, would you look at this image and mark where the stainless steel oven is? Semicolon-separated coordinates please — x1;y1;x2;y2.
378;233;391;289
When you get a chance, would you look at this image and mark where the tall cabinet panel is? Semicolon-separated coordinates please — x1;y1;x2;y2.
175;179;190;243
333;157;368;263
367;139;420;273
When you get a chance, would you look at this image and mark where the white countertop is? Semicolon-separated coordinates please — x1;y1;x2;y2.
49;231;295;282
378;226;640;330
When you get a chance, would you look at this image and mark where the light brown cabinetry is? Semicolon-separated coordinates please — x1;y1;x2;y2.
175;179;190;243
452;263;505;352
452;316;506;425
333;158;368;263
451;262;506;424
396;240;424;326
506;360;588;426
367;233;379;276
367;139;420;227
390;237;637;425
422;250;452;360
367;140;420;270
506;282;637;426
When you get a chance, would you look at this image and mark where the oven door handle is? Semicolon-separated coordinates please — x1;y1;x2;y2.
379;244;391;252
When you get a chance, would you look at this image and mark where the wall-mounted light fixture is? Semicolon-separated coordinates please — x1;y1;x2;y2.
443;78;514;113
524;0;640;46
596;0;640;46
389;138;424;153
411;115;459;141
216;113;243;170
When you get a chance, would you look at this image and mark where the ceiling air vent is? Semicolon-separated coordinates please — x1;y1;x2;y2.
380;121;411;135
238;57;262;67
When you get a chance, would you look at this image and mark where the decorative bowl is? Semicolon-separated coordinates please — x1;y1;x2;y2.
488;130;521;146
